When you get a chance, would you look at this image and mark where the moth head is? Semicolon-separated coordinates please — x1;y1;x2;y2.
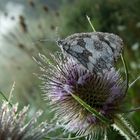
57;39;70;52
57;40;63;46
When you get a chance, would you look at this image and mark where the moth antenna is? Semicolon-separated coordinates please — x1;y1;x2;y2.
54;27;67;55
31;27;61;45
55;26;61;42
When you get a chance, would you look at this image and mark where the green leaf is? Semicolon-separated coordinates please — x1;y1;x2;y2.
0;91;12;107
71;93;111;124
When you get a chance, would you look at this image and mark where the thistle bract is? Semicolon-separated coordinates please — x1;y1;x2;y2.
0;101;52;140
39;53;126;138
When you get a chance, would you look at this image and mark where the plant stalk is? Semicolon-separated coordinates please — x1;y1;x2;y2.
113;115;139;140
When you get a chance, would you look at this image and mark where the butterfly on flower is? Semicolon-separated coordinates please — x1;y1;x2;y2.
57;32;123;74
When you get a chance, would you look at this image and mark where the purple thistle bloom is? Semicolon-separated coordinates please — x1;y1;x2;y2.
0;101;54;140
38;53;127;138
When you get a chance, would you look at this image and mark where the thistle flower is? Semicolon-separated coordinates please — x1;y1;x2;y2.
0;101;52;140
38;53;127;139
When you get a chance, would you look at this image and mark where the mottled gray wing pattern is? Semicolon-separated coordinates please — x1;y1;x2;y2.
57;32;123;73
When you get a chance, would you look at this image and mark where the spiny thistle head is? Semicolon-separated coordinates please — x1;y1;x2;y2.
0;101;52;140
37;53;127;138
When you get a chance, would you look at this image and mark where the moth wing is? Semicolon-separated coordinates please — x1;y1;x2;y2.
58;32;123;74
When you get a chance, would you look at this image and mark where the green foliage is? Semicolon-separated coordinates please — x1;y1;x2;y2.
60;0;140;49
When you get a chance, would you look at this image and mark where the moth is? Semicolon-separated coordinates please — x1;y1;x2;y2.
57;32;123;74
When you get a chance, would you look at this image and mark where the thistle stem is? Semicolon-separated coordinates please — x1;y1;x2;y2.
113;115;139;140
121;54;129;94
86;15;96;32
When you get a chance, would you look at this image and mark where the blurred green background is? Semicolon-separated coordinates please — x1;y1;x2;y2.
0;0;139;139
